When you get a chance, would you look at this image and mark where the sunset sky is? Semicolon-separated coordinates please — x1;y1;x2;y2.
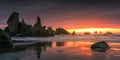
0;0;120;34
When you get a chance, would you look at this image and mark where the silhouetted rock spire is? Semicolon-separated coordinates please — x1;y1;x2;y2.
22;19;25;24
34;16;42;28
5;12;70;37
7;12;19;23
6;12;20;36
20;19;28;32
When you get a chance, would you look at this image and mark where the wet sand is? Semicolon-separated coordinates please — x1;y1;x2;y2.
0;41;120;60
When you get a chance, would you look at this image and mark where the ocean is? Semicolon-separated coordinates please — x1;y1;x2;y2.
12;35;120;42
0;35;120;60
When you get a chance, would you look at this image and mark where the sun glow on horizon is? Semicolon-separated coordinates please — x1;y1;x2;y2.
67;28;120;34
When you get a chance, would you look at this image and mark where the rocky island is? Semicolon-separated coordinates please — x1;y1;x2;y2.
4;12;70;37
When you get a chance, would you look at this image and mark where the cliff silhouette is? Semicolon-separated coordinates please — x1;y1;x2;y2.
4;12;70;37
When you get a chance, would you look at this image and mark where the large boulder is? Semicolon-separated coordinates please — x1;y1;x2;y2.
0;29;13;48
91;41;110;52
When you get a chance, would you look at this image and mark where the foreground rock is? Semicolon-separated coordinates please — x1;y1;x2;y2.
91;41;110;52
0;29;13;48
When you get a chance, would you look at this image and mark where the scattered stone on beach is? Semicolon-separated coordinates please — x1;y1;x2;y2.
91;41;110;52
0;29;13;48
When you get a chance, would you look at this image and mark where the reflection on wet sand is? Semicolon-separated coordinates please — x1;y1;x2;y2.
0;41;120;60
33;42;52;59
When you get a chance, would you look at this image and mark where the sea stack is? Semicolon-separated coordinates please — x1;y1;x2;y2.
33;16;42;28
6;12;20;36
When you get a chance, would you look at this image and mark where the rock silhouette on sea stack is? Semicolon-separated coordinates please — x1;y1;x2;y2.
0;29;13;48
5;12;70;37
91;41;110;52
33;16;42;28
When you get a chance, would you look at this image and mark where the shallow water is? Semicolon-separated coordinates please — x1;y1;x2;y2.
12;35;120;42
0;35;120;60
0;41;120;60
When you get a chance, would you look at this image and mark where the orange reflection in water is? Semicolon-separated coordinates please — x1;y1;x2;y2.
45;41;120;60
107;42;120;55
52;41;94;56
65;42;94;56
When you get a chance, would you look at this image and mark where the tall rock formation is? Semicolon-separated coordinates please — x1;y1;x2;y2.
6;12;20;36
4;12;70;37
33;16;42;28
